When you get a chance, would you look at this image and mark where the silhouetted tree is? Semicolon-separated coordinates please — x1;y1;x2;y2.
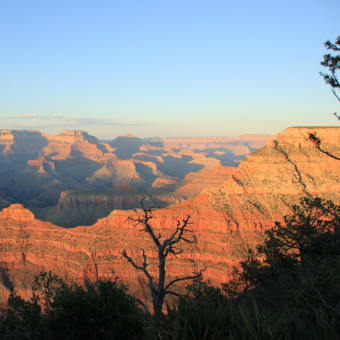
227;198;340;315
320;35;340;119
308;36;340;158
0;272;146;340
122;198;203;321
308;131;340;160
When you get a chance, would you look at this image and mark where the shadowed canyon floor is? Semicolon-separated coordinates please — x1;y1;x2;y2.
0;127;339;305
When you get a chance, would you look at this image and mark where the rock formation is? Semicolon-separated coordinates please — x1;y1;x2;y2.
0;129;268;226
0;126;338;305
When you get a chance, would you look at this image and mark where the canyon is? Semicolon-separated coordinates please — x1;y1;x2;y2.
0;129;269;227
0;126;339;305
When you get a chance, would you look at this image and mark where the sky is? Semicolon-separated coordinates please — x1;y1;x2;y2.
0;0;339;139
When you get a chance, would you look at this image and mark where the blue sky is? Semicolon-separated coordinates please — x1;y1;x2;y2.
0;0;339;138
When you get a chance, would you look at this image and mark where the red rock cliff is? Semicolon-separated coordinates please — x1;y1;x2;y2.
0;127;338;304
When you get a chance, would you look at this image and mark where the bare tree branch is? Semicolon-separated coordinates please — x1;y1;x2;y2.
164;269;205;291
135;298;152;316
164;290;181;298
122;249;154;286
127;197;162;248
164;216;192;246
332;89;340;102
122;199;203;320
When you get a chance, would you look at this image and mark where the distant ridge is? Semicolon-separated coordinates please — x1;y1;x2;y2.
0;128;271;226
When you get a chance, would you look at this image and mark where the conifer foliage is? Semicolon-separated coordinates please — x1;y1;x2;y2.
320;36;340;118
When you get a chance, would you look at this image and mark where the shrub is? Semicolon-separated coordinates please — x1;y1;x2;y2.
0;272;146;340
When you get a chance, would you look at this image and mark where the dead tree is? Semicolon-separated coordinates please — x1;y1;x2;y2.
122;198;203;320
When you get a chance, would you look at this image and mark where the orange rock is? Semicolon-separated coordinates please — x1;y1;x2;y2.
0;204;35;221
0;129;271;227
0;126;338;306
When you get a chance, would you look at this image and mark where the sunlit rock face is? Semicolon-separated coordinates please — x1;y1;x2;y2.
204;127;340;232
0;127;338;305
0;129;268;226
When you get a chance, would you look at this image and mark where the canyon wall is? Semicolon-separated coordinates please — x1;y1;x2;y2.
0;126;338;305
0;129;268;226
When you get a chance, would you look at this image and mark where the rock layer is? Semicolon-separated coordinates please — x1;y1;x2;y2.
0;129;269;226
0;127;338;304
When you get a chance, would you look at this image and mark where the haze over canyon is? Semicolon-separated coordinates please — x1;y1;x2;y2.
0;129;270;227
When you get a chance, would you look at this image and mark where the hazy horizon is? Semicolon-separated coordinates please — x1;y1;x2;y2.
0;126;275;140
1;1;339;138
